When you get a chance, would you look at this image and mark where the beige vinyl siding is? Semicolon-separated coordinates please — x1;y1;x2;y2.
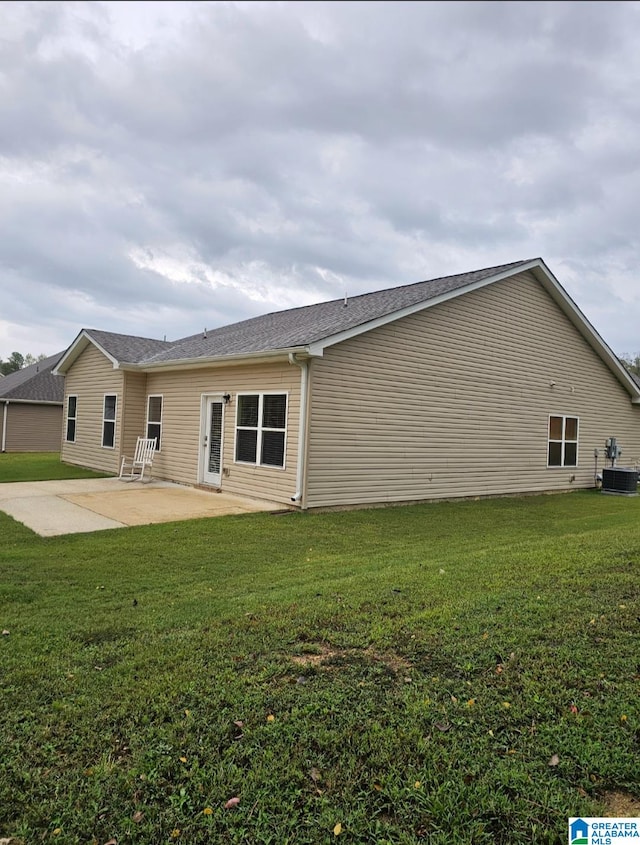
121;371;148;457
1;403;63;451
146;361;300;504
305;271;640;508
61;344;124;473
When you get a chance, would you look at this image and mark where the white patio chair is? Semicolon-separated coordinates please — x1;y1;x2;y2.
119;437;157;482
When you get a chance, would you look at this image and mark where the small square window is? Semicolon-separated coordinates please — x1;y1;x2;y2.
237;395;259;427
548;415;578;468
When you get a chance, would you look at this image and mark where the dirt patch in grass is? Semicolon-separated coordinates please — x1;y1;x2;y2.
290;647;337;667
71;626;137;646
364;647;412;674
603;790;640;816
290;642;412;674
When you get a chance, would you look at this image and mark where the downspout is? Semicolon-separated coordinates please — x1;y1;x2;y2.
1;400;8;453
288;353;309;506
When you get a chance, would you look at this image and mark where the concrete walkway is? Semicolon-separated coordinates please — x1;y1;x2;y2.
0;477;284;537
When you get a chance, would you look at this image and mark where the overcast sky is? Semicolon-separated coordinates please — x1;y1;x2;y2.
2;0;640;361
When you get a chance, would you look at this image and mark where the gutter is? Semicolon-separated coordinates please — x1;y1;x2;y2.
1;400;7;452
0;399;63;406
125;346;311;373
288;353;309;506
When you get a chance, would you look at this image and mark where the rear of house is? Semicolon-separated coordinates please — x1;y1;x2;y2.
55;259;640;508
142;363;301;503
59;335;303;506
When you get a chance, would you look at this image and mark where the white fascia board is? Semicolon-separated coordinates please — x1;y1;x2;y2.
530;260;640;402
52;331;87;375
133;346;310;373
307;260;543;357
306;257;640;402
53;330;120;374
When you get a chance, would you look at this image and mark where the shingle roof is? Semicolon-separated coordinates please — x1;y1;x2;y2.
145;259;532;363
58;259;537;372
53;258;640;401
0;352;65;403
84;329;174;363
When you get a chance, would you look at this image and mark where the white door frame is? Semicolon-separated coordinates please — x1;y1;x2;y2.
198;393;226;487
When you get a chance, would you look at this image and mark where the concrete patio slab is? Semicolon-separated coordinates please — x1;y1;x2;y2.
0;477;284;537
62;486;278;526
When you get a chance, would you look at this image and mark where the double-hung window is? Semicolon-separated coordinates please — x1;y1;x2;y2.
146;395;163;450
235;393;287;468
548;415;578;467
102;394;117;448
66;395;77;442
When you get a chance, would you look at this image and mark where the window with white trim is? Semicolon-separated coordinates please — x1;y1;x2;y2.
548;415;578;467
146;395;163;450
102;394;117;448
66;395;77;442
235;393;287;468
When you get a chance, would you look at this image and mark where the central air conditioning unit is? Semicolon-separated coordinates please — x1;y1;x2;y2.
601;467;639;496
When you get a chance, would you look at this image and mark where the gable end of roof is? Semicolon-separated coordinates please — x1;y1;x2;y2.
54;329;173;374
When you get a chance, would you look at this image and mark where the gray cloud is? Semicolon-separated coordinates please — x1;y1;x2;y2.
1;0;640;360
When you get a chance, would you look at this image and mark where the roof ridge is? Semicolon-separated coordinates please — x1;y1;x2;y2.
168;258;536;347
330;258;537;306
86;328;173;345
141;258;536;365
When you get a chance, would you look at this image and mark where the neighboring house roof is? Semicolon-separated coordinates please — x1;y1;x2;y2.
0;353;65;403
52;257;640;402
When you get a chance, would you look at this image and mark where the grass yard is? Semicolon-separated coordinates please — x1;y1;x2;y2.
0;491;638;844
0;452;110;483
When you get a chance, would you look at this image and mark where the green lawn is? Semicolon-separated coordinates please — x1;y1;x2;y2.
0;452;110;483
0;491;638;844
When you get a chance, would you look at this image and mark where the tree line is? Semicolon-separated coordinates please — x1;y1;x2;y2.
619;353;640;377
2;348;640;378
0;351;48;376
